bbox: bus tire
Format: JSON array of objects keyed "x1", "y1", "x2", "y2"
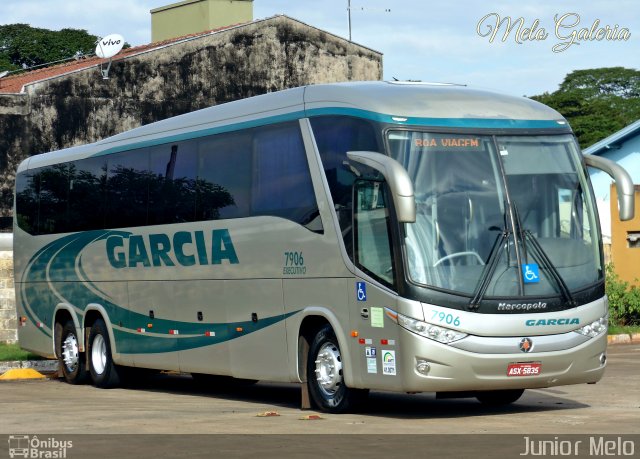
[
  {"x1": 87, "y1": 319, "x2": 120, "y2": 388},
  {"x1": 59, "y1": 320, "x2": 88, "y2": 384},
  {"x1": 307, "y1": 324, "x2": 366, "y2": 413},
  {"x1": 476, "y1": 389, "x2": 525, "y2": 406}
]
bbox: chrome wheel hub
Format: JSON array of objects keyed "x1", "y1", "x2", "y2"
[
  {"x1": 91, "y1": 334, "x2": 107, "y2": 375},
  {"x1": 315, "y1": 342, "x2": 343, "y2": 395},
  {"x1": 61, "y1": 333, "x2": 79, "y2": 372}
]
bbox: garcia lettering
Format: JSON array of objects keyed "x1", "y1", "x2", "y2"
[
  {"x1": 525, "y1": 318, "x2": 580, "y2": 326},
  {"x1": 107, "y1": 229, "x2": 238, "y2": 268}
]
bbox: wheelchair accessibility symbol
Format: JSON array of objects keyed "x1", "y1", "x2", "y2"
[
  {"x1": 522, "y1": 263, "x2": 540, "y2": 284},
  {"x1": 356, "y1": 282, "x2": 367, "y2": 301}
]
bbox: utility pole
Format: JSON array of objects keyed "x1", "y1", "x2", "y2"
[{"x1": 348, "y1": 0, "x2": 352, "y2": 41}]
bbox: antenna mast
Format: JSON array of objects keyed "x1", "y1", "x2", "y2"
[{"x1": 347, "y1": 1, "x2": 390, "y2": 42}]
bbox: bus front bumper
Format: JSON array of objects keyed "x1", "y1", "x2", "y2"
[{"x1": 394, "y1": 329, "x2": 607, "y2": 393}]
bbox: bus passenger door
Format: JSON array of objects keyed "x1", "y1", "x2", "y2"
[{"x1": 349, "y1": 180, "x2": 401, "y2": 388}]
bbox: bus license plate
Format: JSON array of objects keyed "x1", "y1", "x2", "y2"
[{"x1": 507, "y1": 362, "x2": 541, "y2": 377}]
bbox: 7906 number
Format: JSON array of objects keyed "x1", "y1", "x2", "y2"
[
  {"x1": 284, "y1": 251, "x2": 304, "y2": 266},
  {"x1": 431, "y1": 310, "x2": 461, "y2": 327}
]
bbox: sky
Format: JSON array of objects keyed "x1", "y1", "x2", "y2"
[{"x1": 2, "y1": 0, "x2": 638, "y2": 96}]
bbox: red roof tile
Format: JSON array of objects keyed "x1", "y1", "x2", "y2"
[{"x1": 0, "y1": 22, "x2": 245, "y2": 94}]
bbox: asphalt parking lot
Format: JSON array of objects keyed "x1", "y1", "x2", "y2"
[{"x1": 1, "y1": 345, "x2": 638, "y2": 457}]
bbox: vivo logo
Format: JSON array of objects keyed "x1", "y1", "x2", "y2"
[
  {"x1": 526, "y1": 318, "x2": 580, "y2": 326},
  {"x1": 95, "y1": 33, "x2": 125, "y2": 59},
  {"x1": 101, "y1": 38, "x2": 122, "y2": 47}
]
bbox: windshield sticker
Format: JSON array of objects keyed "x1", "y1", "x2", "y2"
[
  {"x1": 371, "y1": 307, "x2": 384, "y2": 328},
  {"x1": 522, "y1": 263, "x2": 541, "y2": 283}
]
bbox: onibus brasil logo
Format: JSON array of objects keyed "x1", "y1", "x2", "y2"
[{"x1": 8, "y1": 435, "x2": 72, "y2": 458}]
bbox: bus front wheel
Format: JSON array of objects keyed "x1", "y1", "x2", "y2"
[
  {"x1": 87, "y1": 319, "x2": 120, "y2": 388},
  {"x1": 307, "y1": 325, "x2": 366, "y2": 413},
  {"x1": 59, "y1": 320, "x2": 88, "y2": 384}
]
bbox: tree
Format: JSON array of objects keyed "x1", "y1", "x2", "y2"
[
  {"x1": 531, "y1": 67, "x2": 640, "y2": 148},
  {"x1": 0, "y1": 24, "x2": 98, "y2": 72}
]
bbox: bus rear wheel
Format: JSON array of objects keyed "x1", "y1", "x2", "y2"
[
  {"x1": 87, "y1": 319, "x2": 120, "y2": 388},
  {"x1": 307, "y1": 325, "x2": 366, "y2": 413},
  {"x1": 59, "y1": 320, "x2": 88, "y2": 384},
  {"x1": 476, "y1": 389, "x2": 525, "y2": 406}
]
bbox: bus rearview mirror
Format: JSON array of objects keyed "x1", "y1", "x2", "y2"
[
  {"x1": 584, "y1": 154, "x2": 635, "y2": 221},
  {"x1": 347, "y1": 151, "x2": 416, "y2": 223}
]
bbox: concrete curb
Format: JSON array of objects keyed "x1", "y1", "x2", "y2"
[
  {"x1": 0, "y1": 359, "x2": 58, "y2": 376},
  {"x1": 608, "y1": 333, "x2": 640, "y2": 344}
]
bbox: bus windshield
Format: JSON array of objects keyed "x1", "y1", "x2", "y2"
[{"x1": 388, "y1": 132, "x2": 601, "y2": 299}]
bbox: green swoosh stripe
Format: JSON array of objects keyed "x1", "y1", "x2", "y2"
[{"x1": 22, "y1": 231, "x2": 299, "y2": 353}]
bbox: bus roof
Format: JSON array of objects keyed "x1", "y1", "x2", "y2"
[{"x1": 20, "y1": 81, "x2": 568, "y2": 172}]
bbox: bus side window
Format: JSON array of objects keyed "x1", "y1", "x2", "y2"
[
  {"x1": 149, "y1": 141, "x2": 198, "y2": 225},
  {"x1": 106, "y1": 149, "x2": 150, "y2": 229},
  {"x1": 39, "y1": 164, "x2": 70, "y2": 234},
  {"x1": 310, "y1": 116, "x2": 383, "y2": 255},
  {"x1": 252, "y1": 123, "x2": 320, "y2": 230},
  {"x1": 15, "y1": 169, "x2": 40, "y2": 235},
  {"x1": 68, "y1": 157, "x2": 107, "y2": 231}
]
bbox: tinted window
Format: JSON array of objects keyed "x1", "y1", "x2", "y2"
[
  {"x1": 16, "y1": 121, "x2": 319, "y2": 235},
  {"x1": 15, "y1": 170, "x2": 40, "y2": 234},
  {"x1": 107, "y1": 149, "x2": 149, "y2": 228},
  {"x1": 310, "y1": 116, "x2": 383, "y2": 253},
  {"x1": 149, "y1": 141, "x2": 198, "y2": 225},
  {"x1": 198, "y1": 130, "x2": 251, "y2": 220},
  {"x1": 252, "y1": 123, "x2": 318, "y2": 226},
  {"x1": 39, "y1": 164, "x2": 70, "y2": 234},
  {"x1": 69, "y1": 157, "x2": 107, "y2": 231}
]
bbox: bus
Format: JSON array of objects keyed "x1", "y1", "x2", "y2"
[{"x1": 13, "y1": 81, "x2": 634, "y2": 413}]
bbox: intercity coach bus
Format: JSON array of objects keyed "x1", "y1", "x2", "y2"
[{"x1": 13, "y1": 81, "x2": 634, "y2": 413}]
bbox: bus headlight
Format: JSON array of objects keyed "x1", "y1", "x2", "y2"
[
  {"x1": 575, "y1": 315, "x2": 608, "y2": 338},
  {"x1": 397, "y1": 313, "x2": 467, "y2": 344}
]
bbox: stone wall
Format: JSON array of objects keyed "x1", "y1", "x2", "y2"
[
  {"x1": 0, "y1": 15, "x2": 383, "y2": 217},
  {"x1": 0, "y1": 251, "x2": 16, "y2": 343}
]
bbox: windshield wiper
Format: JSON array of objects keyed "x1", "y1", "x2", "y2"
[
  {"x1": 511, "y1": 202, "x2": 577, "y2": 308},
  {"x1": 522, "y1": 230, "x2": 577, "y2": 308},
  {"x1": 468, "y1": 229, "x2": 508, "y2": 310},
  {"x1": 469, "y1": 201, "x2": 512, "y2": 310}
]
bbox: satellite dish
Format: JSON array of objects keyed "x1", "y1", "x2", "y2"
[
  {"x1": 95, "y1": 34, "x2": 125, "y2": 80},
  {"x1": 95, "y1": 34, "x2": 125, "y2": 59}
]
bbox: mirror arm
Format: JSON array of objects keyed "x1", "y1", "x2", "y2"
[
  {"x1": 347, "y1": 151, "x2": 416, "y2": 223},
  {"x1": 584, "y1": 154, "x2": 635, "y2": 221}
]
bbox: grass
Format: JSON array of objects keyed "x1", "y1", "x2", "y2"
[
  {"x1": 608, "y1": 324, "x2": 640, "y2": 336},
  {"x1": 0, "y1": 342, "x2": 45, "y2": 361}
]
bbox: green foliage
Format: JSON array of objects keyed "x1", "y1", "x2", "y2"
[
  {"x1": 0, "y1": 342, "x2": 43, "y2": 361},
  {"x1": 605, "y1": 263, "x2": 640, "y2": 326},
  {"x1": 0, "y1": 23, "x2": 98, "y2": 72},
  {"x1": 531, "y1": 67, "x2": 640, "y2": 149}
]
